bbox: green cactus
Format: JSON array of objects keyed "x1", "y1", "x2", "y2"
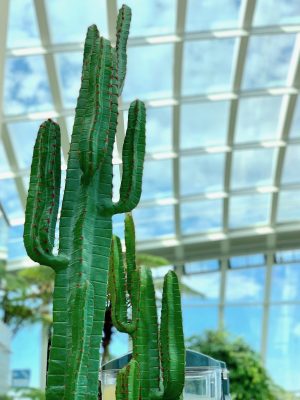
[
  {"x1": 23, "y1": 5, "x2": 146, "y2": 400},
  {"x1": 109, "y1": 214, "x2": 185, "y2": 400}
]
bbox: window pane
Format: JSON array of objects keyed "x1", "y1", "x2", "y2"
[
  {"x1": 271, "y1": 263, "x2": 300, "y2": 302},
  {"x1": 185, "y1": 259, "x2": 220, "y2": 274},
  {"x1": 186, "y1": 0, "x2": 242, "y2": 32},
  {"x1": 281, "y1": 145, "x2": 300, "y2": 185},
  {"x1": 181, "y1": 272, "x2": 220, "y2": 305},
  {"x1": 183, "y1": 306, "x2": 219, "y2": 338},
  {"x1": 181, "y1": 199, "x2": 222, "y2": 234},
  {"x1": 289, "y1": 96, "x2": 300, "y2": 138},
  {"x1": 0, "y1": 142, "x2": 11, "y2": 173},
  {"x1": 229, "y1": 193, "x2": 271, "y2": 229},
  {"x1": 266, "y1": 305, "x2": 300, "y2": 392},
  {"x1": 8, "y1": 225, "x2": 27, "y2": 260},
  {"x1": 182, "y1": 39, "x2": 236, "y2": 96},
  {"x1": 277, "y1": 190, "x2": 300, "y2": 222},
  {"x1": 276, "y1": 249, "x2": 300, "y2": 263},
  {"x1": 146, "y1": 107, "x2": 172, "y2": 153},
  {"x1": 55, "y1": 52, "x2": 82, "y2": 110},
  {"x1": 46, "y1": 0, "x2": 108, "y2": 44},
  {"x1": 0, "y1": 179, "x2": 24, "y2": 221},
  {"x1": 226, "y1": 267, "x2": 265, "y2": 303},
  {"x1": 242, "y1": 35, "x2": 295, "y2": 90},
  {"x1": 133, "y1": 205, "x2": 175, "y2": 240},
  {"x1": 123, "y1": 44, "x2": 173, "y2": 102},
  {"x1": 180, "y1": 101, "x2": 229, "y2": 149},
  {"x1": 8, "y1": 120, "x2": 43, "y2": 170},
  {"x1": 224, "y1": 306, "x2": 263, "y2": 352},
  {"x1": 180, "y1": 153, "x2": 225, "y2": 196},
  {"x1": 231, "y1": 148, "x2": 276, "y2": 189},
  {"x1": 4, "y1": 56, "x2": 53, "y2": 115},
  {"x1": 141, "y1": 159, "x2": 173, "y2": 201},
  {"x1": 254, "y1": 0, "x2": 300, "y2": 26},
  {"x1": 7, "y1": 0, "x2": 40, "y2": 48},
  {"x1": 118, "y1": 0, "x2": 176, "y2": 37},
  {"x1": 230, "y1": 254, "x2": 265, "y2": 268},
  {"x1": 235, "y1": 96, "x2": 282, "y2": 143}
]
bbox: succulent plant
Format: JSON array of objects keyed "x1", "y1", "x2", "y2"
[
  {"x1": 109, "y1": 214, "x2": 185, "y2": 400},
  {"x1": 23, "y1": 5, "x2": 146, "y2": 399}
]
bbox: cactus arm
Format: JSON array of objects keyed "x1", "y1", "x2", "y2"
[
  {"x1": 79, "y1": 35, "x2": 114, "y2": 179},
  {"x1": 109, "y1": 236, "x2": 137, "y2": 334},
  {"x1": 102, "y1": 100, "x2": 146, "y2": 215},
  {"x1": 116, "y1": 360, "x2": 140, "y2": 400},
  {"x1": 23, "y1": 119, "x2": 68, "y2": 269},
  {"x1": 159, "y1": 271, "x2": 185, "y2": 400},
  {"x1": 64, "y1": 281, "x2": 94, "y2": 399},
  {"x1": 124, "y1": 213, "x2": 136, "y2": 298},
  {"x1": 115, "y1": 4, "x2": 132, "y2": 95}
]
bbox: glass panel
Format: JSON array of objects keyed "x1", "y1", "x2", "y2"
[
  {"x1": 186, "y1": 0, "x2": 242, "y2": 32},
  {"x1": 242, "y1": 35, "x2": 295, "y2": 90},
  {"x1": 271, "y1": 263, "x2": 300, "y2": 302},
  {"x1": 185, "y1": 259, "x2": 220, "y2": 274},
  {"x1": 230, "y1": 254, "x2": 265, "y2": 268},
  {"x1": 276, "y1": 249, "x2": 300, "y2": 263},
  {"x1": 229, "y1": 193, "x2": 271, "y2": 229},
  {"x1": 113, "y1": 213, "x2": 125, "y2": 240},
  {"x1": 180, "y1": 101, "x2": 229, "y2": 149},
  {"x1": 183, "y1": 306, "x2": 219, "y2": 338},
  {"x1": 0, "y1": 179, "x2": 24, "y2": 220},
  {"x1": 235, "y1": 96, "x2": 282, "y2": 143},
  {"x1": 8, "y1": 120, "x2": 43, "y2": 170},
  {"x1": 141, "y1": 159, "x2": 173, "y2": 201},
  {"x1": 289, "y1": 96, "x2": 300, "y2": 138},
  {"x1": 266, "y1": 305, "x2": 300, "y2": 392},
  {"x1": 123, "y1": 44, "x2": 173, "y2": 102},
  {"x1": 8, "y1": 225, "x2": 27, "y2": 260},
  {"x1": 108, "y1": 330, "x2": 129, "y2": 360},
  {"x1": 226, "y1": 267, "x2": 265, "y2": 303},
  {"x1": 181, "y1": 199, "x2": 222, "y2": 234},
  {"x1": 180, "y1": 153, "x2": 225, "y2": 196},
  {"x1": 254, "y1": 0, "x2": 300, "y2": 26},
  {"x1": 181, "y1": 272, "x2": 220, "y2": 305},
  {"x1": 133, "y1": 205, "x2": 175, "y2": 240},
  {"x1": 231, "y1": 148, "x2": 276, "y2": 189},
  {"x1": 0, "y1": 141, "x2": 11, "y2": 173},
  {"x1": 182, "y1": 39, "x2": 236, "y2": 96},
  {"x1": 146, "y1": 107, "x2": 172, "y2": 153},
  {"x1": 224, "y1": 306, "x2": 263, "y2": 352},
  {"x1": 277, "y1": 190, "x2": 300, "y2": 222},
  {"x1": 4, "y1": 56, "x2": 53, "y2": 115},
  {"x1": 46, "y1": 0, "x2": 108, "y2": 44},
  {"x1": 11, "y1": 324, "x2": 41, "y2": 388},
  {"x1": 281, "y1": 145, "x2": 300, "y2": 185},
  {"x1": 7, "y1": 0, "x2": 41, "y2": 48},
  {"x1": 55, "y1": 52, "x2": 82, "y2": 109},
  {"x1": 117, "y1": 0, "x2": 176, "y2": 37}
]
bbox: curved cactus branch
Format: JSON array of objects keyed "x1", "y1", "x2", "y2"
[
  {"x1": 23, "y1": 119, "x2": 68, "y2": 270},
  {"x1": 116, "y1": 4, "x2": 132, "y2": 95}
]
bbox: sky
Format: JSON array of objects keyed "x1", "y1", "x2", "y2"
[{"x1": 2, "y1": 0, "x2": 300, "y2": 394}]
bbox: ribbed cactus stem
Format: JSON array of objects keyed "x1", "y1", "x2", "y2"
[
  {"x1": 109, "y1": 214, "x2": 185, "y2": 400},
  {"x1": 24, "y1": 5, "x2": 146, "y2": 400}
]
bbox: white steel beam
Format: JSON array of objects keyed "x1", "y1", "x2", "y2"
[
  {"x1": 270, "y1": 33, "x2": 300, "y2": 227},
  {"x1": 33, "y1": 0, "x2": 70, "y2": 162},
  {"x1": 223, "y1": 0, "x2": 256, "y2": 233},
  {"x1": 261, "y1": 252, "x2": 273, "y2": 363}
]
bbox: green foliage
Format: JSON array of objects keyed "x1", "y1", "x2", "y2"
[
  {"x1": 0, "y1": 261, "x2": 53, "y2": 334},
  {"x1": 23, "y1": 5, "x2": 146, "y2": 400},
  {"x1": 187, "y1": 330, "x2": 284, "y2": 400},
  {"x1": 109, "y1": 214, "x2": 185, "y2": 400}
]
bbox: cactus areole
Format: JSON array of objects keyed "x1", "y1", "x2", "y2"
[
  {"x1": 109, "y1": 215, "x2": 186, "y2": 400},
  {"x1": 23, "y1": 5, "x2": 146, "y2": 400}
]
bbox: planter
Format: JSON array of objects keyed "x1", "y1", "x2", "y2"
[{"x1": 100, "y1": 349, "x2": 231, "y2": 400}]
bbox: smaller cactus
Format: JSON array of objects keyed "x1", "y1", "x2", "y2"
[{"x1": 109, "y1": 214, "x2": 185, "y2": 400}]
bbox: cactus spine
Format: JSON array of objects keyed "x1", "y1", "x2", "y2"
[
  {"x1": 23, "y1": 5, "x2": 146, "y2": 400},
  {"x1": 109, "y1": 214, "x2": 185, "y2": 400}
]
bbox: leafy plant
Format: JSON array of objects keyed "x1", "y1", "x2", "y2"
[{"x1": 187, "y1": 330, "x2": 287, "y2": 400}]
